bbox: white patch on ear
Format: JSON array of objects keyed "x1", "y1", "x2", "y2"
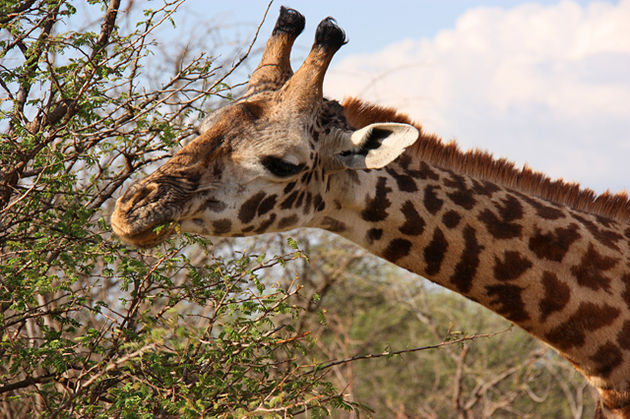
[{"x1": 334, "y1": 123, "x2": 419, "y2": 170}]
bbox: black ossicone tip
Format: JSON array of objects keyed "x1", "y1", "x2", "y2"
[
  {"x1": 273, "y1": 6, "x2": 306, "y2": 36},
  {"x1": 314, "y1": 17, "x2": 348, "y2": 51}
]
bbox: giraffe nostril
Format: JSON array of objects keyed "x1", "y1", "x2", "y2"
[
  {"x1": 120, "y1": 183, "x2": 156, "y2": 209},
  {"x1": 132, "y1": 186, "x2": 152, "y2": 206}
]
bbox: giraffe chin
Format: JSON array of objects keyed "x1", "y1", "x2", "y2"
[{"x1": 112, "y1": 220, "x2": 177, "y2": 248}]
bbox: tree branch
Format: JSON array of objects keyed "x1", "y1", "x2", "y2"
[
  {"x1": 310, "y1": 328, "x2": 512, "y2": 374},
  {"x1": 0, "y1": 0, "x2": 38, "y2": 25},
  {"x1": 0, "y1": 373, "x2": 56, "y2": 395}
]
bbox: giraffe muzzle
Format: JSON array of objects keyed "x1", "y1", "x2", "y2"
[{"x1": 111, "y1": 179, "x2": 187, "y2": 247}]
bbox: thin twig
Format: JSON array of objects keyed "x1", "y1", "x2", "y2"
[{"x1": 310, "y1": 327, "x2": 513, "y2": 374}]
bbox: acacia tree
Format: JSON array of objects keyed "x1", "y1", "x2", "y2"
[{"x1": 0, "y1": 1, "x2": 352, "y2": 416}]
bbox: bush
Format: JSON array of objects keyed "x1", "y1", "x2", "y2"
[{"x1": 0, "y1": 1, "x2": 347, "y2": 416}]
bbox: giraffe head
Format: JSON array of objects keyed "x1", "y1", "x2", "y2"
[{"x1": 111, "y1": 7, "x2": 418, "y2": 247}]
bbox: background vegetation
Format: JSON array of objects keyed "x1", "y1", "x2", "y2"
[{"x1": 0, "y1": 1, "x2": 596, "y2": 417}]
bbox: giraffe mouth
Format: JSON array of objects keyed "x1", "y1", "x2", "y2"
[
  {"x1": 112, "y1": 221, "x2": 178, "y2": 248},
  {"x1": 111, "y1": 209, "x2": 178, "y2": 248},
  {"x1": 110, "y1": 171, "x2": 202, "y2": 248},
  {"x1": 110, "y1": 184, "x2": 185, "y2": 248}
]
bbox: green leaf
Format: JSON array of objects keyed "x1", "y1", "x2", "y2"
[{"x1": 287, "y1": 237, "x2": 299, "y2": 250}]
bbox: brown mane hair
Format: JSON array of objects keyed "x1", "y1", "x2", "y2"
[{"x1": 342, "y1": 97, "x2": 630, "y2": 224}]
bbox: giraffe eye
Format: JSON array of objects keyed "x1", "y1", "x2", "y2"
[{"x1": 261, "y1": 156, "x2": 305, "y2": 177}]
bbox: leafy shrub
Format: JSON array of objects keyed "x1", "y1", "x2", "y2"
[{"x1": 0, "y1": 2, "x2": 347, "y2": 416}]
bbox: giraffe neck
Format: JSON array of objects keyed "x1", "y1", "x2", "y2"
[{"x1": 316, "y1": 156, "x2": 630, "y2": 400}]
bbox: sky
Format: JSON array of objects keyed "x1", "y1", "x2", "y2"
[{"x1": 178, "y1": 0, "x2": 630, "y2": 195}]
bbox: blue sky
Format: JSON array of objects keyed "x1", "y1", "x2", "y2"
[
  {"x1": 174, "y1": 1, "x2": 629, "y2": 195},
  {"x1": 187, "y1": 1, "x2": 610, "y2": 58}
]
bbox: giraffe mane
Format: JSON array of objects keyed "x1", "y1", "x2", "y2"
[{"x1": 342, "y1": 97, "x2": 630, "y2": 224}]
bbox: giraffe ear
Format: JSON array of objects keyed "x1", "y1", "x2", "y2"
[{"x1": 327, "y1": 123, "x2": 419, "y2": 170}]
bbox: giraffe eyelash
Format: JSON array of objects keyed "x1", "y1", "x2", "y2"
[{"x1": 260, "y1": 156, "x2": 305, "y2": 177}]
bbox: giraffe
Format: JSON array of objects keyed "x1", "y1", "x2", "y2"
[{"x1": 110, "y1": 7, "x2": 630, "y2": 418}]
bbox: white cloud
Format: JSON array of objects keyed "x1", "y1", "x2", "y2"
[{"x1": 325, "y1": 0, "x2": 630, "y2": 193}]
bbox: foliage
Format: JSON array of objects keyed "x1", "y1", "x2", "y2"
[{"x1": 0, "y1": 1, "x2": 346, "y2": 417}]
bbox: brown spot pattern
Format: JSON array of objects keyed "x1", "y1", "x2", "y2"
[
  {"x1": 590, "y1": 342, "x2": 623, "y2": 378},
  {"x1": 239, "y1": 192, "x2": 266, "y2": 223},
  {"x1": 570, "y1": 244, "x2": 619, "y2": 292},
  {"x1": 442, "y1": 210, "x2": 461, "y2": 229},
  {"x1": 321, "y1": 217, "x2": 347, "y2": 233},
  {"x1": 280, "y1": 191, "x2": 298, "y2": 209},
  {"x1": 623, "y1": 275, "x2": 630, "y2": 310},
  {"x1": 408, "y1": 161, "x2": 439, "y2": 180},
  {"x1": 313, "y1": 194, "x2": 325, "y2": 212},
  {"x1": 278, "y1": 215, "x2": 298, "y2": 229},
  {"x1": 448, "y1": 189, "x2": 477, "y2": 210},
  {"x1": 399, "y1": 201, "x2": 425, "y2": 236},
  {"x1": 528, "y1": 223, "x2": 580, "y2": 262},
  {"x1": 423, "y1": 185, "x2": 443, "y2": 215},
  {"x1": 386, "y1": 167, "x2": 418, "y2": 192},
  {"x1": 302, "y1": 192, "x2": 312, "y2": 214},
  {"x1": 257, "y1": 194, "x2": 277, "y2": 216},
  {"x1": 493, "y1": 251, "x2": 532, "y2": 281},
  {"x1": 573, "y1": 213, "x2": 623, "y2": 251},
  {"x1": 539, "y1": 271, "x2": 570, "y2": 322},
  {"x1": 444, "y1": 173, "x2": 477, "y2": 210},
  {"x1": 479, "y1": 195, "x2": 523, "y2": 239},
  {"x1": 596, "y1": 215, "x2": 615, "y2": 228},
  {"x1": 450, "y1": 226, "x2": 483, "y2": 294},
  {"x1": 472, "y1": 179, "x2": 500, "y2": 197},
  {"x1": 255, "y1": 214, "x2": 276, "y2": 233},
  {"x1": 283, "y1": 181, "x2": 296, "y2": 194},
  {"x1": 212, "y1": 219, "x2": 232, "y2": 234},
  {"x1": 398, "y1": 154, "x2": 412, "y2": 169},
  {"x1": 384, "y1": 238, "x2": 412, "y2": 262},
  {"x1": 424, "y1": 228, "x2": 448, "y2": 276},
  {"x1": 516, "y1": 192, "x2": 565, "y2": 220},
  {"x1": 617, "y1": 320, "x2": 630, "y2": 350},
  {"x1": 486, "y1": 284, "x2": 530, "y2": 322},
  {"x1": 545, "y1": 302, "x2": 620, "y2": 351},
  {"x1": 295, "y1": 191, "x2": 305, "y2": 208},
  {"x1": 625, "y1": 228, "x2": 630, "y2": 240},
  {"x1": 367, "y1": 228, "x2": 383, "y2": 244},
  {"x1": 361, "y1": 177, "x2": 392, "y2": 221},
  {"x1": 204, "y1": 199, "x2": 227, "y2": 213}
]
